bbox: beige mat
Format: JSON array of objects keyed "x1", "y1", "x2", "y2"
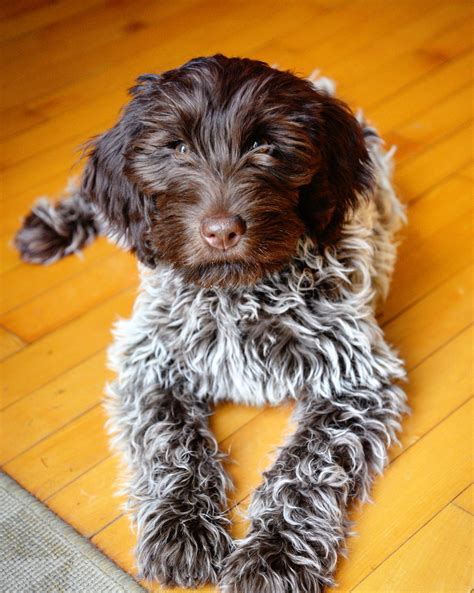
[{"x1": 0, "y1": 472, "x2": 145, "y2": 592}]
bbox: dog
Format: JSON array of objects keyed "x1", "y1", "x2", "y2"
[{"x1": 15, "y1": 55, "x2": 407, "y2": 593}]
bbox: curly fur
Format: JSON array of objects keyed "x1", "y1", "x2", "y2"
[
  {"x1": 122, "y1": 386, "x2": 234, "y2": 586},
  {"x1": 15, "y1": 57, "x2": 407, "y2": 592},
  {"x1": 105, "y1": 127, "x2": 406, "y2": 591},
  {"x1": 14, "y1": 186, "x2": 99, "y2": 264}
]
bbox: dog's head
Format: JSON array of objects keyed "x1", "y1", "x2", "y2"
[{"x1": 82, "y1": 55, "x2": 373, "y2": 287}]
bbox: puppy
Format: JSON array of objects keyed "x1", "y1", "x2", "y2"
[{"x1": 15, "y1": 55, "x2": 407, "y2": 593}]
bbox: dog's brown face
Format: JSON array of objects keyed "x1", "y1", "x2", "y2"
[{"x1": 82, "y1": 55, "x2": 373, "y2": 287}]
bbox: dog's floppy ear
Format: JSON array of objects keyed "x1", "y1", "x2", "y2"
[
  {"x1": 81, "y1": 74, "x2": 161, "y2": 267},
  {"x1": 299, "y1": 90, "x2": 374, "y2": 243}
]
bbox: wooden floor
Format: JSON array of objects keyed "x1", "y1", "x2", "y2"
[{"x1": 1, "y1": 1, "x2": 473, "y2": 591}]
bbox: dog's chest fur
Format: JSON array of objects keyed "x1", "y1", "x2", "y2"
[{"x1": 109, "y1": 176, "x2": 403, "y2": 408}]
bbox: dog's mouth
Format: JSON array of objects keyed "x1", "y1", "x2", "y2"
[{"x1": 178, "y1": 258, "x2": 288, "y2": 288}]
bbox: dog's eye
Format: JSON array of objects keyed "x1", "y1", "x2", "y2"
[
  {"x1": 175, "y1": 142, "x2": 188, "y2": 154},
  {"x1": 251, "y1": 140, "x2": 260, "y2": 150}
]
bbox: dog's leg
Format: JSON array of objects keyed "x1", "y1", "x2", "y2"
[
  {"x1": 120, "y1": 385, "x2": 233, "y2": 588},
  {"x1": 220, "y1": 381, "x2": 406, "y2": 593}
]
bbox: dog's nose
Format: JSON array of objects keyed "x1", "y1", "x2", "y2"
[{"x1": 200, "y1": 215, "x2": 246, "y2": 251}]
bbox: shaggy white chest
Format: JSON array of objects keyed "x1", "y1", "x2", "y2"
[{"x1": 108, "y1": 235, "x2": 388, "y2": 407}]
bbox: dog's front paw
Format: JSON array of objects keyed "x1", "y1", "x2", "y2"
[
  {"x1": 137, "y1": 508, "x2": 233, "y2": 588},
  {"x1": 220, "y1": 528, "x2": 332, "y2": 593}
]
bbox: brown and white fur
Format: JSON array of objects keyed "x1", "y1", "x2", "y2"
[{"x1": 15, "y1": 55, "x2": 406, "y2": 593}]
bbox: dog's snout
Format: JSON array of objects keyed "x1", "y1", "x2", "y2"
[{"x1": 200, "y1": 215, "x2": 246, "y2": 251}]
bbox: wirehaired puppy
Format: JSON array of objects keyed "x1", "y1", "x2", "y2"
[{"x1": 15, "y1": 55, "x2": 407, "y2": 593}]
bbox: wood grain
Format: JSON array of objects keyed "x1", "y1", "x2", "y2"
[
  {"x1": 454, "y1": 484, "x2": 474, "y2": 516},
  {"x1": 353, "y1": 504, "x2": 473, "y2": 593},
  {"x1": 0, "y1": 326, "x2": 25, "y2": 360}
]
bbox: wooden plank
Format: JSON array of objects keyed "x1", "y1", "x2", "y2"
[
  {"x1": 333, "y1": 399, "x2": 473, "y2": 590},
  {"x1": 1, "y1": 141, "x2": 87, "y2": 201},
  {"x1": 0, "y1": 175, "x2": 79, "y2": 237},
  {"x1": 380, "y1": 175, "x2": 472, "y2": 324},
  {"x1": 393, "y1": 325, "x2": 473, "y2": 453},
  {"x1": 253, "y1": 0, "x2": 444, "y2": 78},
  {"x1": 381, "y1": 210, "x2": 472, "y2": 323},
  {"x1": 0, "y1": 0, "x2": 104, "y2": 43},
  {"x1": 0, "y1": 91, "x2": 126, "y2": 170},
  {"x1": 91, "y1": 515, "x2": 137, "y2": 580},
  {"x1": 0, "y1": 350, "x2": 107, "y2": 463},
  {"x1": 0, "y1": 288, "x2": 135, "y2": 409},
  {"x1": 1, "y1": 0, "x2": 158, "y2": 71},
  {"x1": 0, "y1": 0, "x2": 206, "y2": 111},
  {"x1": 459, "y1": 162, "x2": 474, "y2": 180},
  {"x1": 0, "y1": 0, "x2": 48, "y2": 20},
  {"x1": 0, "y1": 0, "x2": 321, "y2": 114},
  {"x1": 385, "y1": 264, "x2": 472, "y2": 368},
  {"x1": 395, "y1": 177, "x2": 473, "y2": 257},
  {"x1": 0, "y1": 326, "x2": 25, "y2": 360},
  {"x1": 333, "y1": 3, "x2": 472, "y2": 88},
  {"x1": 454, "y1": 484, "x2": 474, "y2": 515},
  {"x1": 368, "y1": 52, "x2": 474, "y2": 133},
  {"x1": 277, "y1": 0, "x2": 432, "y2": 57},
  {"x1": 0, "y1": 237, "x2": 118, "y2": 313},
  {"x1": 210, "y1": 401, "x2": 265, "y2": 443},
  {"x1": 395, "y1": 123, "x2": 473, "y2": 200},
  {"x1": 0, "y1": 234, "x2": 21, "y2": 275},
  {"x1": 352, "y1": 504, "x2": 473, "y2": 593},
  {"x1": 46, "y1": 455, "x2": 124, "y2": 538},
  {"x1": 342, "y1": 18, "x2": 473, "y2": 109},
  {"x1": 3, "y1": 405, "x2": 110, "y2": 500},
  {"x1": 384, "y1": 85, "x2": 473, "y2": 164},
  {"x1": 1, "y1": 251, "x2": 138, "y2": 342},
  {"x1": 222, "y1": 404, "x2": 295, "y2": 508}
]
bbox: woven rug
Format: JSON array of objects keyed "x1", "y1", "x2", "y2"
[{"x1": 0, "y1": 472, "x2": 145, "y2": 592}]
